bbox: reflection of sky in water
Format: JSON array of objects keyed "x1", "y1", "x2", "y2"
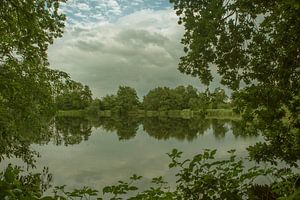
[{"x1": 8, "y1": 124, "x2": 259, "y2": 192}]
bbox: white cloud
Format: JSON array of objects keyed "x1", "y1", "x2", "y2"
[
  {"x1": 76, "y1": 3, "x2": 90, "y2": 11},
  {"x1": 48, "y1": 9, "x2": 218, "y2": 98},
  {"x1": 106, "y1": 0, "x2": 121, "y2": 14},
  {"x1": 73, "y1": 12, "x2": 86, "y2": 18}
]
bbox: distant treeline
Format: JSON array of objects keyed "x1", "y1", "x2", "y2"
[
  {"x1": 55, "y1": 81, "x2": 93, "y2": 110},
  {"x1": 56, "y1": 85, "x2": 231, "y2": 114}
]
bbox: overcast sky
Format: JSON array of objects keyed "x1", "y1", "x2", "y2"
[{"x1": 48, "y1": 0, "x2": 222, "y2": 98}]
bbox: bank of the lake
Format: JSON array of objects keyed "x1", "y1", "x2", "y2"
[{"x1": 57, "y1": 108, "x2": 241, "y2": 120}]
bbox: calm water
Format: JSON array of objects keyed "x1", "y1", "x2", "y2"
[{"x1": 1, "y1": 116, "x2": 260, "y2": 191}]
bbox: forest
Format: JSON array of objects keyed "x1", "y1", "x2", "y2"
[
  {"x1": 0, "y1": 0, "x2": 299, "y2": 199},
  {"x1": 56, "y1": 84, "x2": 231, "y2": 115}
]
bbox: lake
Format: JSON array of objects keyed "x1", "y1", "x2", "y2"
[{"x1": 1, "y1": 116, "x2": 260, "y2": 193}]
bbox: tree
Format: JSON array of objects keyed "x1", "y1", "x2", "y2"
[
  {"x1": 174, "y1": 85, "x2": 199, "y2": 109},
  {"x1": 101, "y1": 95, "x2": 117, "y2": 111},
  {"x1": 143, "y1": 86, "x2": 204, "y2": 111},
  {"x1": 210, "y1": 87, "x2": 228, "y2": 109},
  {"x1": 85, "y1": 98, "x2": 103, "y2": 115},
  {"x1": 174, "y1": 86, "x2": 186, "y2": 109},
  {"x1": 0, "y1": 0, "x2": 68, "y2": 162},
  {"x1": 170, "y1": 0, "x2": 300, "y2": 88},
  {"x1": 0, "y1": 0, "x2": 66, "y2": 62},
  {"x1": 115, "y1": 86, "x2": 140, "y2": 114},
  {"x1": 56, "y1": 81, "x2": 93, "y2": 110},
  {"x1": 185, "y1": 85, "x2": 199, "y2": 101},
  {"x1": 171, "y1": 0, "x2": 300, "y2": 164},
  {"x1": 0, "y1": 0, "x2": 68, "y2": 123},
  {"x1": 143, "y1": 87, "x2": 179, "y2": 111}
]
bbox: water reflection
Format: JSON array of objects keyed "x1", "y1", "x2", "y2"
[
  {"x1": 0, "y1": 115, "x2": 258, "y2": 168},
  {"x1": 99, "y1": 116, "x2": 141, "y2": 140},
  {"x1": 51, "y1": 115, "x2": 254, "y2": 145},
  {"x1": 211, "y1": 119, "x2": 231, "y2": 139},
  {"x1": 0, "y1": 117, "x2": 53, "y2": 166},
  {"x1": 32, "y1": 116, "x2": 261, "y2": 190},
  {"x1": 52, "y1": 116, "x2": 92, "y2": 146},
  {"x1": 0, "y1": 115, "x2": 266, "y2": 193},
  {"x1": 1, "y1": 114, "x2": 298, "y2": 196},
  {"x1": 143, "y1": 117, "x2": 207, "y2": 141}
]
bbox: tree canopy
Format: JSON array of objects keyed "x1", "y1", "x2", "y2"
[
  {"x1": 0, "y1": 0, "x2": 66, "y2": 63},
  {"x1": 115, "y1": 86, "x2": 140, "y2": 114},
  {"x1": 143, "y1": 85, "x2": 211, "y2": 111},
  {"x1": 0, "y1": 0, "x2": 69, "y2": 164},
  {"x1": 171, "y1": 0, "x2": 300, "y2": 89},
  {"x1": 99, "y1": 86, "x2": 140, "y2": 114},
  {"x1": 0, "y1": 0, "x2": 68, "y2": 123},
  {"x1": 56, "y1": 81, "x2": 92, "y2": 110},
  {"x1": 171, "y1": 0, "x2": 300, "y2": 164}
]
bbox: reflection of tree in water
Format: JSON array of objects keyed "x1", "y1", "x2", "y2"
[
  {"x1": 53, "y1": 116, "x2": 93, "y2": 146},
  {"x1": 142, "y1": 117, "x2": 211, "y2": 141},
  {"x1": 0, "y1": 116, "x2": 53, "y2": 166},
  {"x1": 96, "y1": 117, "x2": 248, "y2": 142},
  {"x1": 230, "y1": 120, "x2": 259, "y2": 139},
  {"x1": 115, "y1": 117, "x2": 141, "y2": 140},
  {"x1": 98, "y1": 116, "x2": 141, "y2": 140},
  {"x1": 52, "y1": 117, "x2": 264, "y2": 144},
  {"x1": 211, "y1": 119, "x2": 229, "y2": 139}
]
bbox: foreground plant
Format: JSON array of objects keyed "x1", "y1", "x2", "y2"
[{"x1": 1, "y1": 149, "x2": 298, "y2": 200}]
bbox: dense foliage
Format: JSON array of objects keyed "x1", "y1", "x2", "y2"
[
  {"x1": 143, "y1": 86, "x2": 196, "y2": 111},
  {"x1": 93, "y1": 85, "x2": 229, "y2": 114},
  {"x1": 142, "y1": 85, "x2": 228, "y2": 111},
  {"x1": 0, "y1": 164, "x2": 52, "y2": 200},
  {"x1": 56, "y1": 81, "x2": 92, "y2": 110},
  {"x1": 99, "y1": 86, "x2": 140, "y2": 114},
  {"x1": 0, "y1": 0, "x2": 71, "y2": 164},
  {"x1": 170, "y1": 0, "x2": 300, "y2": 165},
  {"x1": 115, "y1": 86, "x2": 140, "y2": 114},
  {"x1": 0, "y1": 0, "x2": 68, "y2": 122}
]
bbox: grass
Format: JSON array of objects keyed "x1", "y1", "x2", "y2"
[
  {"x1": 57, "y1": 109, "x2": 241, "y2": 120},
  {"x1": 205, "y1": 109, "x2": 241, "y2": 120},
  {"x1": 57, "y1": 110, "x2": 86, "y2": 117}
]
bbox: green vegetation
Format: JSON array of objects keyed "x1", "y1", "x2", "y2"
[
  {"x1": 52, "y1": 115, "x2": 247, "y2": 142},
  {"x1": 143, "y1": 85, "x2": 202, "y2": 111},
  {"x1": 64, "y1": 85, "x2": 233, "y2": 118},
  {"x1": 57, "y1": 110, "x2": 86, "y2": 117},
  {"x1": 0, "y1": 0, "x2": 299, "y2": 199},
  {"x1": 58, "y1": 84, "x2": 235, "y2": 119},
  {"x1": 0, "y1": 0, "x2": 70, "y2": 166},
  {"x1": 115, "y1": 86, "x2": 140, "y2": 114},
  {"x1": 58, "y1": 108, "x2": 239, "y2": 120},
  {"x1": 0, "y1": 0, "x2": 68, "y2": 127},
  {"x1": 170, "y1": 0, "x2": 300, "y2": 165},
  {"x1": 206, "y1": 109, "x2": 240, "y2": 119},
  {"x1": 55, "y1": 81, "x2": 92, "y2": 110}
]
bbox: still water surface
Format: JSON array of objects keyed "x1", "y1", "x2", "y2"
[{"x1": 2, "y1": 116, "x2": 260, "y2": 191}]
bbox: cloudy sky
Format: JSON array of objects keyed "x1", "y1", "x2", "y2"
[{"x1": 48, "y1": 0, "x2": 221, "y2": 98}]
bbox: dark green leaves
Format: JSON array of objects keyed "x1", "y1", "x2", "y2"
[
  {"x1": 0, "y1": 0, "x2": 66, "y2": 63},
  {"x1": 0, "y1": 0, "x2": 77, "y2": 166},
  {"x1": 170, "y1": 0, "x2": 300, "y2": 166},
  {"x1": 0, "y1": 165, "x2": 52, "y2": 200}
]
